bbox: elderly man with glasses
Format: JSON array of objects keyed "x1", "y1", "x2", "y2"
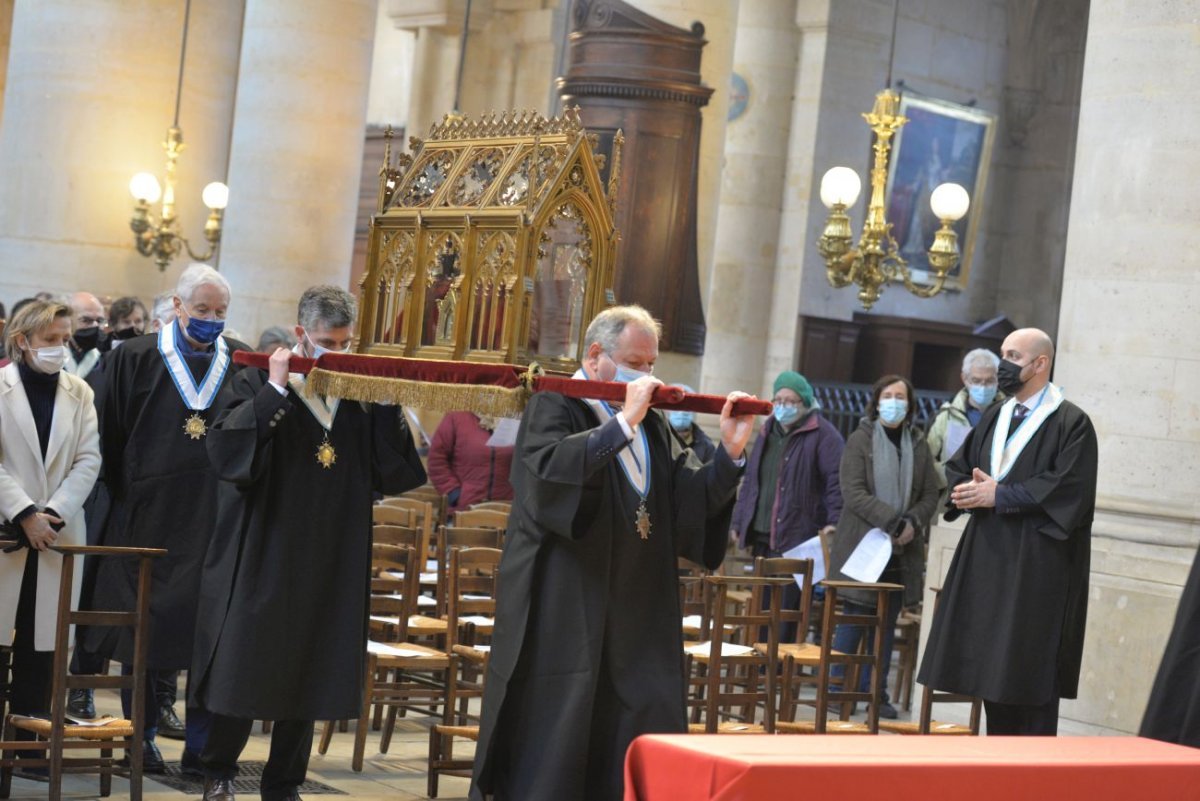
[{"x1": 925, "y1": 348, "x2": 1006, "y2": 508}]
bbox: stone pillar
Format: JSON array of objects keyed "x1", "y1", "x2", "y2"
[
  {"x1": 1050, "y1": 0, "x2": 1200, "y2": 733},
  {"x1": 700, "y1": 1, "x2": 802, "y2": 397},
  {"x1": 0, "y1": 0, "x2": 242, "y2": 305},
  {"x1": 218, "y1": 0, "x2": 377, "y2": 339}
]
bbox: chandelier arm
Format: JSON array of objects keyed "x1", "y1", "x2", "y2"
[
  {"x1": 134, "y1": 231, "x2": 160, "y2": 258},
  {"x1": 901, "y1": 269, "x2": 949, "y2": 298},
  {"x1": 181, "y1": 235, "x2": 215, "y2": 263}
]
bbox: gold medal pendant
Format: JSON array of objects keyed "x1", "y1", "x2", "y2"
[
  {"x1": 316, "y1": 434, "x2": 337, "y2": 469},
  {"x1": 636, "y1": 499, "x2": 651, "y2": 540},
  {"x1": 183, "y1": 413, "x2": 207, "y2": 440}
]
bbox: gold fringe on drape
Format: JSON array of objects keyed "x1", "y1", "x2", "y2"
[{"x1": 307, "y1": 368, "x2": 531, "y2": 417}]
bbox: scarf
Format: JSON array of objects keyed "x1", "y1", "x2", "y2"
[{"x1": 872, "y1": 419, "x2": 914, "y2": 521}]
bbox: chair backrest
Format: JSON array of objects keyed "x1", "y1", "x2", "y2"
[
  {"x1": 396, "y1": 485, "x2": 449, "y2": 528},
  {"x1": 444, "y1": 547, "x2": 502, "y2": 650},
  {"x1": 918, "y1": 587, "x2": 982, "y2": 734},
  {"x1": 690, "y1": 575, "x2": 791, "y2": 733},
  {"x1": 452, "y1": 508, "x2": 509, "y2": 530},
  {"x1": 376, "y1": 498, "x2": 435, "y2": 565},
  {"x1": 436, "y1": 527, "x2": 504, "y2": 615},
  {"x1": 373, "y1": 504, "x2": 417, "y2": 527},
  {"x1": 753, "y1": 556, "x2": 814, "y2": 645},
  {"x1": 369, "y1": 544, "x2": 417, "y2": 641},
  {"x1": 467, "y1": 501, "x2": 512, "y2": 513},
  {"x1": 813, "y1": 579, "x2": 904, "y2": 733}
]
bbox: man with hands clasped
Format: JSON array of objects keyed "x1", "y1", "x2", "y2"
[{"x1": 918, "y1": 328, "x2": 1098, "y2": 736}]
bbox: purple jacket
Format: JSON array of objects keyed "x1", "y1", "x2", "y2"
[{"x1": 730, "y1": 411, "x2": 846, "y2": 553}]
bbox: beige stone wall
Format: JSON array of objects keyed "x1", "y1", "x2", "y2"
[{"x1": 0, "y1": 0, "x2": 243, "y2": 309}]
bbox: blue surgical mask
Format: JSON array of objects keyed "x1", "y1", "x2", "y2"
[
  {"x1": 667, "y1": 411, "x2": 694, "y2": 430},
  {"x1": 185, "y1": 316, "x2": 225, "y2": 345},
  {"x1": 878, "y1": 398, "x2": 908, "y2": 426},
  {"x1": 968, "y1": 384, "x2": 997, "y2": 407},
  {"x1": 774, "y1": 404, "x2": 800, "y2": 426},
  {"x1": 305, "y1": 332, "x2": 350, "y2": 360},
  {"x1": 613, "y1": 364, "x2": 650, "y2": 383}
]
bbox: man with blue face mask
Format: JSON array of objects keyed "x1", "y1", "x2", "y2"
[
  {"x1": 84, "y1": 264, "x2": 250, "y2": 775},
  {"x1": 730, "y1": 371, "x2": 845, "y2": 639},
  {"x1": 926, "y1": 348, "x2": 1005, "y2": 508},
  {"x1": 666, "y1": 384, "x2": 716, "y2": 462}
]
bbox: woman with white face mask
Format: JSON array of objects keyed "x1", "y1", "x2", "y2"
[
  {"x1": 826, "y1": 373, "x2": 940, "y2": 720},
  {"x1": 0, "y1": 300, "x2": 102, "y2": 762}
]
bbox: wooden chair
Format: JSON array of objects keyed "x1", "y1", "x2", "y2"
[
  {"x1": 678, "y1": 558, "x2": 709, "y2": 641},
  {"x1": 0, "y1": 544, "x2": 164, "y2": 801},
  {"x1": 891, "y1": 607, "x2": 921, "y2": 711},
  {"x1": 426, "y1": 546, "x2": 502, "y2": 797},
  {"x1": 466, "y1": 501, "x2": 511, "y2": 514},
  {"x1": 684, "y1": 575, "x2": 790, "y2": 734},
  {"x1": 394, "y1": 485, "x2": 448, "y2": 528},
  {"x1": 434, "y1": 527, "x2": 503, "y2": 617},
  {"x1": 372, "y1": 504, "x2": 416, "y2": 528},
  {"x1": 376, "y1": 497, "x2": 436, "y2": 564},
  {"x1": 452, "y1": 508, "x2": 509, "y2": 530},
  {"x1": 879, "y1": 588, "x2": 981, "y2": 735},
  {"x1": 776, "y1": 579, "x2": 903, "y2": 734},
  {"x1": 318, "y1": 545, "x2": 451, "y2": 772}
]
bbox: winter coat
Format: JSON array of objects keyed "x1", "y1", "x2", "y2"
[
  {"x1": 427, "y1": 411, "x2": 514, "y2": 511},
  {"x1": 730, "y1": 411, "x2": 845, "y2": 553}
]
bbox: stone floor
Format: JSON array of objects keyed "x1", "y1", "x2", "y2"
[{"x1": 4, "y1": 689, "x2": 475, "y2": 800}]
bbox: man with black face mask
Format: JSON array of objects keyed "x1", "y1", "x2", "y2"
[
  {"x1": 918, "y1": 327, "x2": 1098, "y2": 736},
  {"x1": 64, "y1": 291, "x2": 107, "y2": 379}
]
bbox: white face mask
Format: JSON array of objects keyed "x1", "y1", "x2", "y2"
[
  {"x1": 28, "y1": 345, "x2": 67, "y2": 374},
  {"x1": 305, "y1": 332, "x2": 350, "y2": 360}
]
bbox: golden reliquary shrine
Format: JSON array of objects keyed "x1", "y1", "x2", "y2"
[{"x1": 356, "y1": 108, "x2": 622, "y2": 373}]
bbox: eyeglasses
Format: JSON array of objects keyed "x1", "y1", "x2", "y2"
[
  {"x1": 772, "y1": 398, "x2": 802, "y2": 409},
  {"x1": 77, "y1": 316, "x2": 106, "y2": 327},
  {"x1": 963, "y1": 377, "x2": 997, "y2": 388}
]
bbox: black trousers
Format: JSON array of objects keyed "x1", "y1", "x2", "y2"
[
  {"x1": 10, "y1": 550, "x2": 53, "y2": 718},
  {"x1": 201, "y1": 714, "x2": 313, "y2": 799},
  {"x1": 984, "y1": 697, "x2": 1060, "y2": 735}
]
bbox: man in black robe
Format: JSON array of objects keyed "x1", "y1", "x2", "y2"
[
  {"x1": 191, "y1": 285, "x2": 426, "y2": 801},
  {"x1": 1140, "y1": 545, "x2": 1200, "y2": 747},
  {"x1": 918, "y1": 328, "x2": 1098, "y2": 735},
  {"x1": 470, "y1": 305, "x2": 756, "y2": 801},
  {"x1": 86, "y1": 264, "x2": 249, "y2": 770}
]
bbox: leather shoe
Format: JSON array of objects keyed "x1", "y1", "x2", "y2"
[
  {"x1": 180, "y1": 747, "x2": 206, "y2": 777},
  {"x1": 878, "y1": 702, "x2": 900, "y2": 720},
  {"x1": 203, "y1": 778, "x2": 236, "y2": 801},
  {"x1": 67, "y1": 688, "x2": 96, "y2": 719},
  {"x1": 157, "y1": 703, "x2": 186, "y2": 740},
  {"x1": 121, "y1": 738, "x2": 166, "y2": 774}
]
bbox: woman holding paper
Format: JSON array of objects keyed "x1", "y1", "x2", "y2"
[{"x1": 827, "y1": 374, "x2": 939, "y2": 720}]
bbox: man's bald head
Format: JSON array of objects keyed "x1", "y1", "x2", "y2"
[
  {"x1": 68, "y1": 292, "x2": 105, "y2": 335},
  {"x1": 1000, "y1": 327, "x2": 1054, "y2": 400}
]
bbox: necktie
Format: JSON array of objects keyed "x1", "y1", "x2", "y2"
[{"x1": 1007, "y1": 404, "x2": 1029, "y2": 440}]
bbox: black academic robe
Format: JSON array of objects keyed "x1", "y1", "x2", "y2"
[
  {"x1": 470, "y1": 391, "x2": 742, "y2": 801},
  {"x1": 85, "y1": 332, "x2": 249, "y2": 670},
  {"x1": 190, "y1": 368, "x2": 426, "y2": 721},
  {"x1": 917, "y1": 399, "x2": 1097, "y2": 705},
  {"x1": 1140, "y1": 545, "x2": 1200, "y2": 747}
]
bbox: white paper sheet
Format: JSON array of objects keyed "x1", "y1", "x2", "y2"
[
  {"x1": 367, "y1": 640, "x2": 436, "y2": 658},
  {"x1": 839, "y1": 527, "x2": 893, "y2": 583},
  {"x1": 945, "y1": 420, "x2": 972, "y2": 461},
  {"x1": 782, "y1": 536, "x2": 826, "y2": 590},
  {"x1": 683, "y1": 641, "x2": 756, "y2": 657},
  {"x1": 459, "y1": 615, "x2": 494, "y2": 626},
  {"x1": 486, "y1": 418, "x2": 521, "y2": 448}
]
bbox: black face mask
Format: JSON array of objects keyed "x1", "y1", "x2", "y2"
[
  {"x1": 996, "y1": 358, "x2": 1028, "y2": 394},
  {"x1": 73, "y1": 326, "x2": 101, "y2": 353},
  {"x1": 112, "y1": 326, "x2": 141, "y2": 342}
]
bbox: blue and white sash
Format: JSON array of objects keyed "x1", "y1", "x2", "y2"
[
  {"x1": 572, "y1": 368, "x2": 649, "y2": 498},
  {"x1": 989, "y1": 383, "x2": 1064, "y2": 481},
  {"x1": 287, "y1": 345, "x2": 339, "y2": 431},
  {"x1": 157, "y1": 321, "x2": 230, "y2": 411}
]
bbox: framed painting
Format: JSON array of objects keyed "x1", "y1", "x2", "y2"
[{"x1": 885, "y1": 94, "x2": 996, "y2": 290}]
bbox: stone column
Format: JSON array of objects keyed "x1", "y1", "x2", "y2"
[
  {"x1": 1050, "y1": 0, "x2": 1200, "y2": 733},
  {"x1": 0, "y1": 0, "x2": 242, "y2": 305},
  {"x1": 700, "y1": 1, "x2": 802, "y2": 397},
  {"x1": 217, "y1": 0, "x2": 377, "y2": 339}
]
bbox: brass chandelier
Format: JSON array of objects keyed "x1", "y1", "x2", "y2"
[
  {"x1": 127, "y1": 0, "x2": 228, "y2": 271},
  {"x1": 816, "y1": 88, "x2": 969, "y2": 310}
]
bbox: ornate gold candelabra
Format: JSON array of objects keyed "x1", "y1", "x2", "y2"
[
  {"x1": 129, "y1": 127, "x2": 228, "y2": 271},
  {"x1": 817, "y1": 89, "x2": 969, "y2": 310}
]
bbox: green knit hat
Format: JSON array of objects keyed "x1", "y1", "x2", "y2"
[{"x1": 773, "y1": 370, "x2": 814, "y2": 407}]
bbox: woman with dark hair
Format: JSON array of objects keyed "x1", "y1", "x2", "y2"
[
  {"x1": 827, "y1": 373, "x2": 939, "y2": 719},
  {"x1": 108, "y1": 296, "x2": 149, "y2": 343}
]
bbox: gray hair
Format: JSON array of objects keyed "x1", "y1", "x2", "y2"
[
  {"x1": 151, "y1": 291, "x2": 176, "y2": 325},
  {"x1": 175, "y1": 263, "x2": 232, "y2": 304},
  {"x1": 257, "y1": 325, "x2": 294, "y2": 352},
  {"x1": 298, "y1": 285, "x2": 356, "y2": 330},
  {"x1": 962, "y1": 348, "x2": 1000, "y2": 374},
  {"x1": 584, "y1": 304, "x2": 660, "y2": 354}
]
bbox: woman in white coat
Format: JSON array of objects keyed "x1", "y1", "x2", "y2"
[{"x1": 0, "y1": 299, "x2": 101, "y2": 724}]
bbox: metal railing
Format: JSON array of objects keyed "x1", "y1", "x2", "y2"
[{"x1": 811, "y1": 381, "x2": 954, "y2": 441}]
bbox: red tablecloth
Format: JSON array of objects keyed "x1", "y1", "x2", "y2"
[{"x1": 623, "y1": 734, "x2": 1200, "y2": 801}]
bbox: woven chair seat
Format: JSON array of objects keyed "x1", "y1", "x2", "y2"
[
  {"x1": 687, "y1": 722, "x2": 765, "y2": 734},
  {"x1": 408, "y1": 614, "x2": 450, "y2": 634},
  {"x1": 8, "y1": 715, "x2": 134, "y2": 740},
  {"x1": 432, "y1": 724, "x2": 479, "y2": 740},
  {"x1": 776, "y1": 719, "x2": 871, "y2": 734},
  {"x1": 878, "y1": 720, "x2": 974, "y2": 735}
]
